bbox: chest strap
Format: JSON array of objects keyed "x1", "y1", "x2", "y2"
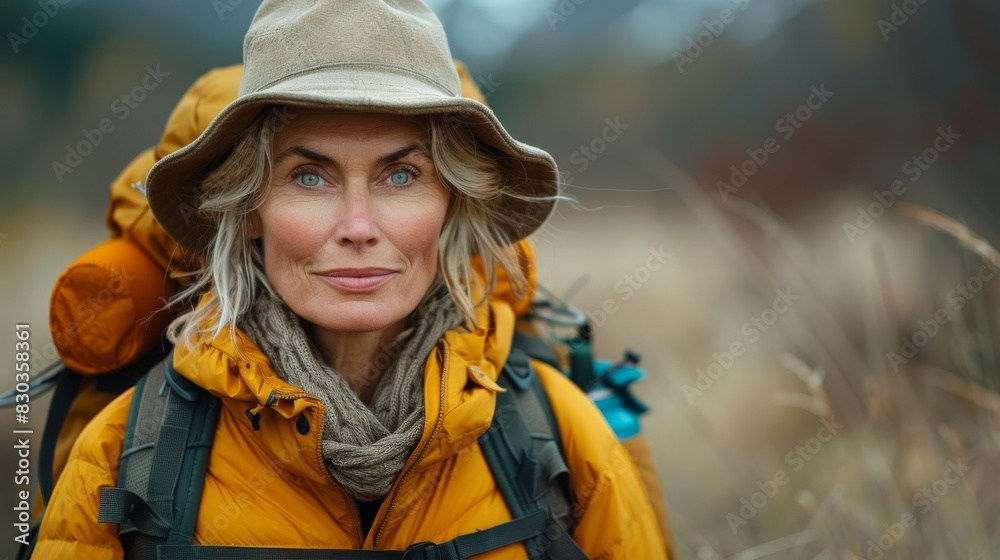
[{"x1": 146, "y1": 509, "x2": 547, "y2": 559}]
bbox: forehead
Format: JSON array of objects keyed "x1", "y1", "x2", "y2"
[{"x1": 272, "y1": 108, "x2": 428, "y2": 147}]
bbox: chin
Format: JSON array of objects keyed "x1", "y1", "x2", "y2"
[
  {"x1": 305, "y1": 300, "x2": 411, "y2": 334},
  {"x1": 315, "y1": 318, "x2": 396, "y2": 334}
]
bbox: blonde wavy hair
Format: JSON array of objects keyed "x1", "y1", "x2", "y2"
[{"x1": 167, "y1": 106, "x2": 554, "y2": 350}]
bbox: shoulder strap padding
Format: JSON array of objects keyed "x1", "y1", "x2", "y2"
[
  {"x1": 98, "y1": 349, "x2": 221, "y2": 558},
  {"x1": 38, "y1": 345, "x2": 166, "y2": 510},
  {"x1": 511, "y1": 330, "x2": 560, "y2": 371},
  {"x1": 479, "y1": 344, "x2": 588, "y2": 559}
]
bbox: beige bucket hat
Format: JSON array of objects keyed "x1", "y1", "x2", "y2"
[{"x1": 146, "y1": 0, "x2": 560, "y2": 255}]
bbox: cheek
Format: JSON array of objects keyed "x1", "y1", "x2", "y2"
[
  {"x1": 393, "y1": 199, "x2": 448, "y2": 269},
  {"x1": 259, "y1": 203, "x2": 326, "y2": 282}
]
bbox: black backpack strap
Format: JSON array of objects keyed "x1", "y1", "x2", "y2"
[
  {"x1": 479, "y1": 346, "x2": 588, "y2": 560},
  {"x1": 38, "y1": 362, "x2": 79, "y2": 507},
  {"x1": 511, "y1": 330, "x2": 560, "y2": 369},
  {"x1": 40, "y1": 345, "x2": 170, "y2": 506},
  {"x1": 154, "y1": 547, "x2": 408, "y2": 559},
  {"x1": 511, "y1": 330, "x2": 596, "y2": 392},
  {"x1": 96, "y1": 345, "x2": 580, "y2": 559},
  {"x1": 152, "y1": 509, "x2": 548, "y2": 560},
  {"x1": 98, "y1": 349, "x2": 221, "y2": 559},
  {"x1": 16, "y1": 345, "x2": 170, "y2": 560}
]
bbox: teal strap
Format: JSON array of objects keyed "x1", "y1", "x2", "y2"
[{"x1": 564, "y1": 339, "x2": 596, "y2": 391}]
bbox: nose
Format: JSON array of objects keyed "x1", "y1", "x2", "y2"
[{"x1": 334, "y1": 186, "x2": 379, "y2": 249}]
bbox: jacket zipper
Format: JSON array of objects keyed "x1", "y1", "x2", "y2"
[
  {"x1": 349, "y1": 499, "x2": 364, "y2": 546},
  {"x1": 371, "y1": 339, "x2": 449, "y2": 549},
  {"x1": 270, "y1": 390, "x2": 365, "y2": 547}
]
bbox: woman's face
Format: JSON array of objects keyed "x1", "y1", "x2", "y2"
[{"x1": 255, "y1": 109, "x2": 450, "y2": 336}]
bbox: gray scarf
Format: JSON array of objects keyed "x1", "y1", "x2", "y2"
[{"x1": 240, "y1": 290, "x2": 462, "y2": 501}]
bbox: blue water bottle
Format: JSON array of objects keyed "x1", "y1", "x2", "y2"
[
  {"x1": 588, "y1": 352, "x2": 650, "y2": 440},
  {"x1": 563, "y1": 338, "x2": 650, "y2": 441}
]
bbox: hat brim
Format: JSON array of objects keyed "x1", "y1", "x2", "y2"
[{"x1": 146, "y1": 66, "x2": 559, "y2": 256}]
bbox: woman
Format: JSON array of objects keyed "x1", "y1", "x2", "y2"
[{"x1": 33, "y1": 0, "x2": 668, "y2": 557}]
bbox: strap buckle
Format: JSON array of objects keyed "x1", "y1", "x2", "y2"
[{"x1": 402, "y1": 541, "x2": 437, "y2": 560}]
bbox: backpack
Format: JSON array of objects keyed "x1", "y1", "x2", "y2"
[{"x1": 13, "y1": 301, "x2": 650, "y2": 560}]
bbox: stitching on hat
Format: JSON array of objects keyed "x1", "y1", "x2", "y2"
[{"x1": 253, "y1": 61, "x2": 457, "y2": 97}]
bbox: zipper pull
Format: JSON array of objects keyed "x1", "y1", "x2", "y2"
[
  {"x1": 245, "y1": 405, "x2": 263, "y2": 431},
  {"x1": 245, "y1": 391, "x2": 278, "y2": 431}
]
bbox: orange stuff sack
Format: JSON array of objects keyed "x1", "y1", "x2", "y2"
[{"x1": 50, "y1": 238, "x2": 175, "y2": 374}]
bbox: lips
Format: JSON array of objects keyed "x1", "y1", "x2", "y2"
[{"x1": 316, "y1": 267, "x2": 397, "y2": 292}]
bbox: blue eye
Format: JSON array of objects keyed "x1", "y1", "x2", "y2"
[
  {"x1": 390, "y1": 170, "x2": 412, "y2": 185},
  {"x1": 298, "y1": 172, "x2": 322, "y2": 187},
  {"x1": 389, "y1": 169, "x2": 415, "y2": 187}
]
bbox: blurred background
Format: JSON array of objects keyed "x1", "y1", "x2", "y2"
[{"x1": 3, "y1": 0, "x2": 1000, "y2": 557}]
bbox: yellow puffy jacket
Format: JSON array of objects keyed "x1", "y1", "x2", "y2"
[
  {"x1": 35, "y1": 280, "x2": 666, "y2": 558},
  {"x1": 34, "y1": 64, "x2": 671, "y2": 559}
]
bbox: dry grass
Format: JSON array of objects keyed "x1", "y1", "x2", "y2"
[{"x1": 535, "y1": 158, "x2": 999, "y2": 559}]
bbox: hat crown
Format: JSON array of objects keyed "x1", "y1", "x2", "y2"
[{"x1": 240, "y1": 0, "x2": 460, "y2": 97}]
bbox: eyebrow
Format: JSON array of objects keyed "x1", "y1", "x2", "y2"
[{"x1": 273, "y1": 143, "x2": 429, "y2": 168}]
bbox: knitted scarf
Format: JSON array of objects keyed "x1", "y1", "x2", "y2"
[{"x1": 240, "y1": 289, "x2": 462, "y2": 501}]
